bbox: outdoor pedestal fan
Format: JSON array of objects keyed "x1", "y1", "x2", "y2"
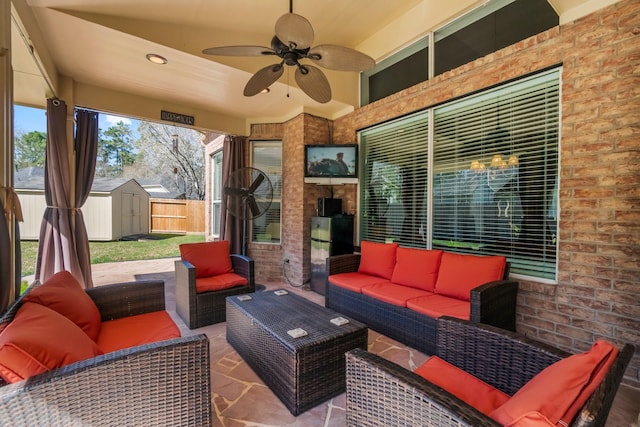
[{"x1": 225, "y1": 167, "x2": 273, "y2": 255}]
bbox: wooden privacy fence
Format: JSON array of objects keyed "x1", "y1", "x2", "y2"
[{"x1": 150, "y1": 198, "x2": 205, "y2": 234}]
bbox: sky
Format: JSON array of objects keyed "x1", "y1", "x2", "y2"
[{"x1": 14, "y1": 105, "x2": 137, "y2": 135}]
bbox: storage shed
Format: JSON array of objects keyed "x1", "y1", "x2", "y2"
[{"x1": 16, "y1": 173, "x2": 150, "y2": 241}]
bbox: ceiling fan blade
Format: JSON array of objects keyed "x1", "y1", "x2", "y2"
[
  {"x1": 248, "y1": 173, "x2": 265, "y2": 194},
  {"x1": 202, "y1": 45, "x2": 275, "y2": 56},
  {"x1": 308, "y1": 44, "x2": 376, "y2": 71},
  {"x1": 295, "y1": 65, "x2": 331, "y2": 104},
  {"x1": 244, "y1": 64, "x2": 284, "y2": 96},
  {"x1": 275, "y1": 13, "x2": 314, "y2": 50},
  {"x1": 248, "y1": 197, "x2": 261, "y2": 217}
]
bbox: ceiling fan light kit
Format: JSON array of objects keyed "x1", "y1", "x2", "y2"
[{"x1": 203, "y1": 3, "x2": 375, "y2": 103}]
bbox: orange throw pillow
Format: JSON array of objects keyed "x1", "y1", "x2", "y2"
[
  {"x1": 415, "y1": 356, "x2": 510, "y2": 416},
  {"x1": 391, "y1": 248, "x2": 443, "y2": 291},
  {"x1": 23, "y1": 270, "x2": 102, "y2": 341},
  {"x1": 358, "y1": 241, "x2": 398, "y2": 279},
  {"x1": 0, "y1": 302, "x2": 103, "y2": 383},
  {"x1": 490, "y1": 340, "x2": 618, "y2": 427},
  {"x1": 179, "y1": 240, "x2": 234, "y2": 279},
  {"x1": 435, "y1": 252, "x2": 506, "y2": 301}
]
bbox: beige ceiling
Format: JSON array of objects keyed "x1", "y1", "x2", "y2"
[{"x1": 10, "y1": 0, "x2": 617, "y2": 134}]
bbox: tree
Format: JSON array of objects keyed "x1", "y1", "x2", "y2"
[
  {"x1": 96, "y1": 121, "x2": 136, "y2": 177},
  {"x1": 14, "y1": 130, "x2": 46, "y2": 169},
  {"x1": 132, "y1": 123, "x2": 205, "y2": 200}
]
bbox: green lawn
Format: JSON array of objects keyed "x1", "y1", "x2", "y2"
[{"x1": 20, "y1": 233, "x2": 205, "y2": 277}]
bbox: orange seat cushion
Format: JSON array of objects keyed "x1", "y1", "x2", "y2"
[
  {"x1": 361, "y1": 282, "x2": 432, "y2": 307},
  {"x1": 23, "y1": 270, "x2": 102, "y2": 341},
  {"x1": 415, "y1": 356, "x2": 510, "y2": 416},
  {"x1": 96, "y1": 311, "x2": 181, "y2": 354},
  {"x1": 490, "y1": 340, "x2": 619, "y2": 427},
  {"x1": 179, "y1": 240, "x2": 233, "y2": 279},
  {"x1": 0, "y1": 302, "x2": 103, "y2": 383},
  {"x1": 406, "y1": 294, "x2": 470, "y2": 320},
  {"x1": 435, "y1": 252, "x2": 506, "y2": 301},
  {"x1": 195, "y1": 273, "x2": 248, "y2": 292},
  {"x1": 391, "y1": 248, "x2": 443, "y2": 291},
  {"x1": 358, "y1": 241, "x2": 398, "y2": 279},
  {"x1": 328, "y1": 272, "x2": 390, "y2": 293}
]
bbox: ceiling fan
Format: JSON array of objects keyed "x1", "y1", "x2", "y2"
[{"x1": 202, "y1": 0, "x2": 376, "y2": 104}]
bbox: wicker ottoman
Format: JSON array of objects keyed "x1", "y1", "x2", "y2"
[{"x1": 226, "y1": 289, "x2": 368, "y2": 416}]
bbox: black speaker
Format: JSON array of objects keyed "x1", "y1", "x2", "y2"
[{"x1": 318, "y1": 198, "x2": 342, "y2": 217}]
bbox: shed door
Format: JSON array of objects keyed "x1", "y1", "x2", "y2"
[{"x1": 122, "y1": 192, "x2": 142, "y2": 236}]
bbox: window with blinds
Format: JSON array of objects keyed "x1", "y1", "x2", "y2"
[
  {"x1": 251, "y1": 141, "x2": 282, "y2": 244},
  {"x1": 359, "y1": 111, "x2": 430, "y2": 247},
  {"x1": 358, "y1": 68, "x2": 560, "y2": 280},
  {"x1": 211, "y1": 150, "x2": 223, "y2": 237}
]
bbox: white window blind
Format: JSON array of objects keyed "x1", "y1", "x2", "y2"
[
  {"x1": 359, "y1": 111, "x2": 430, "y2": 247},
  {"x1": 358, "y1": 69, "x2": 560, "y2": 280},
  {"x1": 251, "y1": 141, "x2": 282, "y2": 244},
  {"x1": 433, "y1": 70, "x2": 559, "y2": 279}
]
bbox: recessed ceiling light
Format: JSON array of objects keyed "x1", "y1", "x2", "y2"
[{"x1": 146, "y1": 53, "x2": 167, "y2": 65}]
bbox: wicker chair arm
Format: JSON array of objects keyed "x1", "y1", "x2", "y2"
[
  {"x1": 326, "y1": 253, "x2": 361, "y2": 276},
  {"x1": 345, "y1": 348, "x2": 500, "y2": 427},
  {"x1": 231, "y1": 254, "x2": 256, "y2": 290},
  {"x1": 436, "y1": 316, "x2": 568, "y2": 395},
  {"x1": 86, "y1": 279, "x2": 166, "y2": 321},
  {"x1": 0, "y1": 334, "x2": 212, "y2": 427},
  {"x1": 469, "y1": 279, "x2": 519, "y2": 331}
]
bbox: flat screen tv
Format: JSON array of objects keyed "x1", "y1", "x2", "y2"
[{"x1": 304, "y1": 144, "x2": 358, "y2": 184}]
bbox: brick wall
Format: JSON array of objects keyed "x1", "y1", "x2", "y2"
[
  {"x1": 245, "y1": 0, "x2": 639, "y2": 387},
  {"x1": 331, "y1": 0, "x2": 640, "y2": 387},
  {"x1": 247, "y1": 124, "x2": 284, "y2": 282},
  {"x1": 248, "y1": 115, "x2": 336, "y2": 285}
]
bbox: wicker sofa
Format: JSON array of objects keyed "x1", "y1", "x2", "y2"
[
  {"x1": 346, "y1": 317, "x2": 634, "y2": 427},
  {"x1": 0, "y1": 274, "x2": 212, "y2": 426},
  {"x1": 326, "y1": 241, "x2": 518, "y2": 355}
]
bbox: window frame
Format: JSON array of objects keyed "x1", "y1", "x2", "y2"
[
  {"x1": 358, "y1": 68, "x2": 560, "y2": 282},
  {"x1": 210, "y1": 149, "x2": 223, "y2": 238},
  {"x1": 250, "y1": 140, "x2": 282, "y2": 244}
]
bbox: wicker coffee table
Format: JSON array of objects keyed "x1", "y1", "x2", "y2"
[{"x1": 226, "y1": 289, "x2": 367, "y2": 416}]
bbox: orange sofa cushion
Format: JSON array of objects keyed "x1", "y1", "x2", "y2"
[
  {"x1": 195, "y1": 273, "x2": 248, "y2": 293},
  {"x1": 179, "y1": 240, "x2": 233, "y2": 279},
  {"x1": 328, "y1": 272, "x2": 390, "y2": 293},
  {"x1": 435, "y1": 253, "x2": 506, "y2": 301},
  {"x1": 0, "y1": 302, "x2": 103, "y2": 383},
  {"x1": 490, "y1": 340, "x2": 619, "y2": 427},
  {"x1": 406, "y1": 294, "x2": 471, "y2": 320},
  {"x1": 415, "y1": 356, "x2": 510, "y2": 416},
  {"x1": 23, "y1": 270, "x2": 102, "y2": 341},
  {"x1": 391, "y1": 248, "x2": 443, "y2": 291},
  {"x1": 361, "y1": 282, "x2": 432, "y2": 307},
  {"x1": 96, "y1": 311, "x2": 181, "y2": 354},
  {"x1": 358, "y1": 241, "x2": 398, "y2": 279}
]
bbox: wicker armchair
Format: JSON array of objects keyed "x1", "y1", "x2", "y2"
[
  {"x1": 346, "y1": 317, "x2": 633, "y2": 427},
  {"x1": 0, "y1": 280, "x2": 212, "y2": 426},
  {"x1": 175, "y1": 241, "x2": 255, "y2": 328}
]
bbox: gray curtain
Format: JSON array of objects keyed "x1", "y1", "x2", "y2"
[
  {"x1": 73, "y1": 108, "x2": 99, "y2": 287},
  {"x1": 220, "y1": 135, "x2": 245, "y2": 254},
  {"x1": 0, "y1": 190, "x2": 22, "y2": 312},
  {"x1": 35, "y1": 99, "x2": 98, "y2": 288}
]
